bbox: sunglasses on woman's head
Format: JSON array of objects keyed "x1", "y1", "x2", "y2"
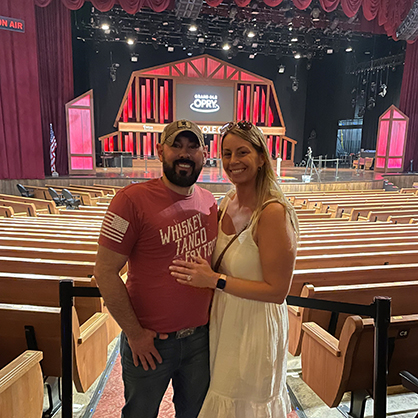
[{"x1": 220, "y1": 120, "x2": 253, "y2": 136}]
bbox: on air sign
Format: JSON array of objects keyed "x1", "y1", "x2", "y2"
[
  {"x1": 0, "y1": 16, "x2": 25, "y2": 33},
  {"x1": 190, "y1": 94, "x2": 220, "y2": 113}
]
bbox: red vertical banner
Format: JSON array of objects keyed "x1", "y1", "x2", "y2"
[
  {"x1": 146, "y1": 79, "x2": 151, "y2": 120},
  {"x1": 213, "y1": 134, "x2": 218, "y2": 158},
  {"x1": 164, "y1": 80, "x2": 169, "y2": 121},
  {"x1": 109, "y1": 137, "x2": 114, "y2": 152},
  {"x1": 261, "y1": 89, "x2": 266, "y2": 124},
  {"x1": 123, "y1": 102, "x2": 128, "y2": 122},
  {"x1": 275, "y1": 137, "x2": 280, "y2": 158},
  {"x1": 141, "y1": 85, "x2": 146, "y2": 123},
  {"x1": 159, "y1": 86, "x2": 164, "y2": 123},
  {"x1": 146, "y1": 133, "x2": 152, "y2": 157},
  {"x1": 246, "y1": 85, "x2": 251, "y2": 121},
  {"x1": 283, "y1": 140, "x2": 288, "y2": 160},
  {"x1": 267, "y1": 136, "x2": 273, "y2": 156},
  {"x1": 268, "y1": 107, "x2": 274, "y2": 127},
  {"x1": 237, "y1": 90, "x2": 242, "y2": 121},
  {"x1": 104, "y1": 138, "x2": 109, "y2": 152},
  {"x1": 210, "y1": 140, "x2": 214, "y2": 159},
  {"x1": 128, "y1": 133, "x2": 133, "y2": 152},
  {"x1": 128, "y1": 87, "x2": 133, "y2": 119},
  {"x1": 253, "y1": 87, "x2": 260, "y2": 123}
]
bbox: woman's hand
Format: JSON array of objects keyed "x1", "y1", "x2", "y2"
[{"x1": 169, "y1": 256, "x2": 219, "y2": 289}]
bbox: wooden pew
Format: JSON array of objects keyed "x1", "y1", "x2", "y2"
[
  {"x1": 301, "y1": 314, "x2": 418, "y2": 412},
  {"x1": 0, "y1": 256, "x2": 94, "y2": 277},
  {"x1": 290, "y1": 263, "x2": 418, "y2": 296},
  {"x1": 289, "y1": 280, "x2": 418, "y2": 356},
  {"x1": 0, "y1": 246, "x2": 96, "y2": 262},
  {"x1": 0, "y1": 200, "x2": 35, "y2": 216},
  {"x1": 0, "y1": 351, "x2": 43, "y2": 418},
  {"x1": 388, "y1": 214, "x2": 418, "y2": 224},
  {"x1": 299, "y1": 235, "x2": 418, "y2": 247},
  {"x1": 0, "y1": 206, "x2": 14, "y2": 218},
  {"x1": 43, "y1": 186, "x2": 97, "y2": 206},
  {"x1": 297, "y1": 241, "x2": 418, "y2": 256},
  {"x1": 20, "y1": 185, "x2": 51, "y2": 200},
  {"x1": 365, "y1": 209, "x2": 418, "y2": 222},
  {"x1": 0, "y1": 272, "x2": 120, "y2": 344},
  {"x1": 349, "y1": 203, "x2": 418, "y2": 221},
  {"x1": 0, "y1": 303, "x2": 108, "y2": 393},
  {"x1": 0, "y1": 236, "x2": 98, "y2": 251},
  {"x1": 70, "y1": 184, "x2": 116, "y2": 195},
  {"x1": 0, "y1": 230, "x2": 99, "y2": 241},
  {"x1": 0, "y1": 194, "x2": 58, "y2": 215},
  {"x1": 295, "y1": 250, "x2": 418, "y2": 270}
]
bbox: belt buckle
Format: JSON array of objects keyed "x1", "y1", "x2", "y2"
[{"x1": 175, "y1": 327, "x2": 196, "y2": 339}]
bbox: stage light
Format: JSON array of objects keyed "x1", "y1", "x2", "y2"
[
  {"x1": 247, "y1": 30, "x2": 256, "y2": 38},
  {"x1": 291, "y1": 36, "x2": 298, "y2": 42},
  {"x1": 168, "y1": 46, "x2": 174, "y2": 52},
  {"x1": 327, "y1": 48, "x2": 333, "y2": 54},
  {"x1": 222, "y1": 43, "x2": 231, "y2": 50},
  {"x1": 311, "y1": 7, "x2": 320, "y2": 21},
  {"x1": 294, "y1": 52, "x2": 301, "y2": 59},
  {"x1": 278, "y1": 65, "x2": 285, "y2": 73},
  {"x1": 101, "y1": 23, "x2": 110, "y2": 31},
  {"x1": 249, "y1": 53, "x2": 256, "y2": 59},
  {"x1": 188, "y1": 51, "x2": 193, "y2": 56},
  {"x1": 198, "y1": 37, "x2": 205, "y2": 43},
  {"x1": 130, "y1": 53, "x2": 138, "y2": 62},
  {"x1": 127, "y1": 38, "x2": 135, "y2": 45},
  {"x1": 346, "y1": 46, "x2": 353, "y2": 52},
  {"x1": 189, "y1": 24, "x2": 197, "y2": 32}
]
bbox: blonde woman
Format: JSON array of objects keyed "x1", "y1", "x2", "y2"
[{"x1": 170, "y1": 120, "x2": 299, "y2": 417}]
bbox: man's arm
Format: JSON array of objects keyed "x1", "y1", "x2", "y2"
[{"x1": 94, "y1": 245, "x2": 167, "y2": 370}]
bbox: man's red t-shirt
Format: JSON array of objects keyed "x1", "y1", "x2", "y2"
[{"x1": 98, "y1": 179, "x2": 218, "y2": 333}]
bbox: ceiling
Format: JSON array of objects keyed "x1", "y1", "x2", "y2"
[{"x1": 72, "y1": 0, "x2": 402, "y2": 63}]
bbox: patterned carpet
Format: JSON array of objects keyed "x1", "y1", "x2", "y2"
[{"x1": 93, "y1": 355, "x2": 299, "y2": 417}]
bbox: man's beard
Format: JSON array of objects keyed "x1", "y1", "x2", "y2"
[{"x1": 163, "y1": 158, "x2": 203, "y2": 187}]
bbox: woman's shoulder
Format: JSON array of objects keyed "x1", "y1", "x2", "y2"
[{"x1": 259, "y1": 200, "x2": 286, "y2": 221}]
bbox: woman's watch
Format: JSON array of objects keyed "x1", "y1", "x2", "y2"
[{"x1": 216, "y1": 274, "x2": 227, "y2": 290}]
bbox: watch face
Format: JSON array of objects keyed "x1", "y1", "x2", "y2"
[{"x1": 216, "y1": 276, "x2": 226, "y2": 290}]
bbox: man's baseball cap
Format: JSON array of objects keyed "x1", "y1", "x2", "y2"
[{"x1": 160, "y1": 120, "x2": 205, "y2": 148}]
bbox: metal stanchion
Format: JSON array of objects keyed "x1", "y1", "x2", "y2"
[
  {"x1": 217, "y1": 158, "x2": 223, "y2": 180},
  {"x1": 373, "y1": 296, "x2": 391, "y2": 418},
  {"x1": 60, "y1": 280, "x2": 74, "y2": 418},
  {"x1": 335, "y1": 158, "x2": 339, "y2": 179}
]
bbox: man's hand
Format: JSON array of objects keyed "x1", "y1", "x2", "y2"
[{"x1": 127, "y1": 329, "x2": 168, "y2": 371}]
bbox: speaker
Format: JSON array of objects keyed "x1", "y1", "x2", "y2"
[
  {"x1": 396, "y1": 1, "x2": 418, "y2": 41},
  {"x1": 175, "y1": 0, "x2": 203, "y2": 19}
]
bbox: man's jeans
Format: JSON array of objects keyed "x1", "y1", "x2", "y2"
[{"x1": 120, "y1": 326, "x2": 209, "y2": 418}]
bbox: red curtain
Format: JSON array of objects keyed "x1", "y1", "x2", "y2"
[
  {"x1": 0, "y1": 0, "x2": 45, "y2": 179},
  {"x1": 35, "y1": 0, "x2": 73, "y2": 176},
  {"x1": 399, "y1": 41, "x2": 418, "y2": 172}
]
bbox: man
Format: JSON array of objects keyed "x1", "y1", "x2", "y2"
[{"x1": 94, "y1": 120, "x2": 218, "y2": 418}]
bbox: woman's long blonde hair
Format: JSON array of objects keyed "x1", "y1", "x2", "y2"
[{"x1": 222, "y1": 124, "x2": 299, "y2": 237}]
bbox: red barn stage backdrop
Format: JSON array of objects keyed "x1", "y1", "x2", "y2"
[{"x1": 99, "y1": 55, "x2": 297, "y2": 166}]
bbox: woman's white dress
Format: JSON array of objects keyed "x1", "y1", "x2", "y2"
[{"x1": 198, "y1": 196, "x2": 291, "y2": 418}]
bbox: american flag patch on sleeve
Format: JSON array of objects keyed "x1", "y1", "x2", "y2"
[{"x1": 101, "y1": 211, "x2": 130, "y2": 244}]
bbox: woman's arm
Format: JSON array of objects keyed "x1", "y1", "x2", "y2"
[{"x1": 170, "y1": 202, "x2": 297, "y2": 304}]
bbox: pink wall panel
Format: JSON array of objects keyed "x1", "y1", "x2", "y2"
[
  {"x1": 72, "y1": 95, "x2": 90, "y2": 106},
  {"x1": 71, "y1": 156, "x2": 93, "y2": 170},
  {"x1": 68, "y1": 108, "x2": 92, "y2": 154},
  {"x1": 376, "y1": 157, "x2": 386, "y2": 168},
  {"x1": 389, "y1": 121, "x2": 406, "y2": 156},
  {"x1": 377, "y1": 120, "x2": 389, "y2": 156},
  {"x1": 387, "y1": 158, "x2": 403, "y2": 168}
]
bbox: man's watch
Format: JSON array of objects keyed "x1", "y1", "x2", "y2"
[{"x1": 216, "y1": 274, "x2": 227, "y2": 291}]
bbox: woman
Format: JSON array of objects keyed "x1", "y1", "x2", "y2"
[{"x1": 169, "y1": 120, "x2": 299, "y2": 417}]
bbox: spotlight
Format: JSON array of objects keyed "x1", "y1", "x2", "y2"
[
  {"x1": 294, "y1": 52, "x2": 301, "y2": 59},
  {"x1": 127, "y1": 38, "x2": 135, "y2": 45},
  {"x1": 326, "y1": 48, "x2": 333, "y2": 54},
  {"x1": 101, "y1": 23, "x2": 110, "y2": 31},
  {"x1": 346, "y1": 46, "x2": 353, "y2": 52},
  {"x1": 168, "y1": 46, "x2": 174, "y2": 52},
  {"x1": 292, "y1": 79, "x2": 299, "y2": 92},
  {"x1": 278, "y1": 65, "x2": 285, "y2": 73},
  {"x1": 130, "y1": 53, "x2": 138, "y2": 62},
  {"x1": 189, "y1": 24, "x2": 198, "y2": 32},
  {"x1": 379, "y1": 83, "x2": 387, "y2": 97},
  {"x1": 229, "y1": 5, "x2": 238, "y2": 19},
  {"x1": 249, "y1": 53, "x2": 256, "y2": 59},
  {"x1": 222, "y1": 43, "x2": 231, "y2": 51},
  {"x1": 247, "y1": 30, "x2": 256, "y2": 38},
  {"x1": 291, "y1": 36, "x2": 298, "y2": 42}
]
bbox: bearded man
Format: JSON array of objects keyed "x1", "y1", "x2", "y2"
[{"x1": 94, "y1": 120, "x2": 218, "y2": 418}]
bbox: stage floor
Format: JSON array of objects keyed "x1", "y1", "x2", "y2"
[{"x1": 93, "y1": 158, "x2": 383, "y2": 184}]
